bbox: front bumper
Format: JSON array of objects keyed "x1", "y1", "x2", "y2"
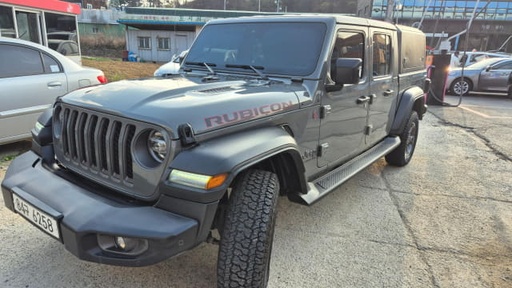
[{"x1": 1, "y1": 151, "x2": 198, "y2": 266}]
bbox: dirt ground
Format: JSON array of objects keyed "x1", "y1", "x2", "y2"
[{"x1": 82, "y1": 57, "x2": 162, "y2": 82}]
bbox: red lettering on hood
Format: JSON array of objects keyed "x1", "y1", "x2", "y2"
[{"x1": 205, "y1": 101, "x2": 293, "y2": 128}]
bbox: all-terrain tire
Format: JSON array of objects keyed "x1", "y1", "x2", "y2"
[
  {"x1": 385, "y1": 111, "x2": 419, "y2": 167},
  {"x1": 217, "y1": 169, "x2": 279, "y2": 288}
]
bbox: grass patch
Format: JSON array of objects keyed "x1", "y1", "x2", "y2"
[
  {"x1": 82, "y1": 58, "x2": 161, "y2": 82},
  {"x1": 1, "y1": 154, "x2": 16, "y2": 162}
]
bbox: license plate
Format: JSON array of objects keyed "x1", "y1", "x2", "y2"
[{"x1": 12, "y1": 193, "x2": 60, "y2": 240}]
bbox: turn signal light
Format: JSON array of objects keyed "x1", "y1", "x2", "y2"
[
  {"x1": 97, "y1": 74, "x2": 108, "y2": 84},
  {"x1": 169, "y1": 170, "x2": 228, "y2": 190}
]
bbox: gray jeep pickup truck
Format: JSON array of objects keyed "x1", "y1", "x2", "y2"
[{"x1": 2, "y1": 15, "x2": 428, "y2": 287}]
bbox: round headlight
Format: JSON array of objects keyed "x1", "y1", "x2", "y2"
[{"x1": 147, "y1": 130, "x2": 167, "y2": 162}]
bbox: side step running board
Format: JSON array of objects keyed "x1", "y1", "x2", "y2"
[{"x1": 300, "y1": 136, "x2": 400, "y2": 205}]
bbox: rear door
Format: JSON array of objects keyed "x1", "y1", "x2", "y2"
[
  {"x1": 0, "y1": 42, "x2": 67, "y2": 143},
  {"x1": 367, "y1": 28, "x2": 399, "y2": 146},
  {"x1": 318, "y1": 29, "x2": 369, "y2": 167},
  {"x1": 478, "y1": 59, "x2": 512, "y2": 92}
]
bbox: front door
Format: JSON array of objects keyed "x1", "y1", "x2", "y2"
[
  {"x1": 318, "y1": 29, "x2": 369, "y2": 168},
  {"x1": 478, "y1": 59, "x2": 512, "y2": 92}
]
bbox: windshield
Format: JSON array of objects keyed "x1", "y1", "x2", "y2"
[{"x1": 184, "y1": 22, "x2": 327, "y2": 76}]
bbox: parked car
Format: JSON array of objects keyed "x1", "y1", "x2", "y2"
[
  {"x1": 48, "y1": 39, "x2": 79, "y2": 56},
  {"x1": 458, "y1": 51, "x2": 511, "y2": 67},
  {"x1": 446, "y1": 57, "x2": 512, "y2": 95},
  {"x1": 153, "y1": 50, "x2": 188, "y2": 77},
  {"x1": 0, "y1": 37, "x2": 107, "y2": 145},
  {"x1": 47, "y1": 31, "x2": 78, "y2": 42}
]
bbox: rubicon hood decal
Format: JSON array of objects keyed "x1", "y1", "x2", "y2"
[
  {"x1": 62, "y1": 76, "x2": 301, "y2": 137},
  {"x1": 205, "y1": 101, "x2": 294, "y2": 128}
]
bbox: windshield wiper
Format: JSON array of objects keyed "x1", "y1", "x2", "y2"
[
  {"x1": 185, "y1": 61, "x2": 217, "y2": 75},
  {"x1": 225, "y1": 64, "x2": 268, "y2": 80},
  {"x1": 185, "y1": 61, "x2": 219, "y2": 81}
]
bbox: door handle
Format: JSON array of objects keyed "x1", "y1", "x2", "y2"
[
  {"x1": 47, "y1": 81, "x2": 62, "y2": 88},
  {"x1": 383, "y1": 89, "x2": 394, "y2": 96},
  {"x1": 356, "y1": 95, "x2": 371, "y2": 104}
]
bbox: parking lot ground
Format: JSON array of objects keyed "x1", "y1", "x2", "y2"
[
  {"x1": 430, "y1": 94, "x2": 512, "y2": 159},
  {"x1": 0, "y1": 95, "x2": 511, "y2": 287}
]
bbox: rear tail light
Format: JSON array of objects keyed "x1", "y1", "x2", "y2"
[{"x1": 97, "y1": 74, "x2": 108, "y2": 84}]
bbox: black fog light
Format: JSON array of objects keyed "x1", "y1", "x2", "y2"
[
  {"x1": 115, "y1": 236, "x2": 138, "y2": 251},
  {"x1": 97, "y1": 234, "x2": 149, "y2": 256}
]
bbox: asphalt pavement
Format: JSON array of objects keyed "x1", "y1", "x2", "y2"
[{"x1": 0, "y1": 94, "x2": 511, "y2": 288}]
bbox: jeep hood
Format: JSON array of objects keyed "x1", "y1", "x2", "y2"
[{"x1": 61, "y1": 76, "x2": 301, "y2": 137}]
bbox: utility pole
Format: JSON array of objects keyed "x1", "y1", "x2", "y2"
[{"x1": 385, "y1": 0, "x2": 394, "y2": 22}]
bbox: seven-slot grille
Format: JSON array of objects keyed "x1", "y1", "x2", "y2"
[{"x1": 55, "y1": 104, "x2": 136, "y2": 185}]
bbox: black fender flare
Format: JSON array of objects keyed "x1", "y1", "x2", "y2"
[
  {"x1": 169, "y1": 126, "x2": 306, "y2": 195},
  {"x1": 390, "y1": 86, "x2": 426, "y2": 135},
  {"x1": 162, "y1": 126, "x2": 305, "y2": 243}
]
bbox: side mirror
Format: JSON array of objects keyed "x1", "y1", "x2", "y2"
[
  {"x1": 334, "y1": 58, "x2": 362, "y2": 85},
  {"x1": 485, "y1": 65, "x2": 492, "y2": 72}
]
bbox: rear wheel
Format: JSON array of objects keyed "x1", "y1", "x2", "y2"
[
  {"x1": 217, "y1": 169, "x2": 279, "y2": 288},
  {"x1": 386, "y1": 111, "x2": 419, "y2": 167},
  {"x1": 450, "y1": 77, "x2": 473, "y2": 95}
]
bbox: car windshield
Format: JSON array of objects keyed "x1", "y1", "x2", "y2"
[{"x1": 184, "y1": 22, "x2": 327, "y2": 76}]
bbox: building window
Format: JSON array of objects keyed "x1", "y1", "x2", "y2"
[
  {"x1": 157, "y1": 37, "x2": 170, "y2": 50},
  {"x1": 92, "y1": 27, "x2": 99, "y2": 34},
  {"x1": 138, "y1": 37, "x2": 151, "y2": 49}
]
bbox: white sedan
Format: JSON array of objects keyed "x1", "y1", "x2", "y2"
[
  {"x1": 0, "y1": 37, "x2": 107, "y2": 145},
  {"x1": 154, "y1": 50, "x2": 188, "y2": 77}
]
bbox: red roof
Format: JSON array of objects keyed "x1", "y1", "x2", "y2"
[{"x1": 0, "y1": 0, "x2": 80, "y2": 15}]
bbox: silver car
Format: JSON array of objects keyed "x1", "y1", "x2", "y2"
[
  {"x1": 459, "y1": 51, "x2": 511, "y2": 67},
  {"x1": 0, "y1": 37, "x2": 107, "y2": 145},
  {"x1": 446, "y1": 57, "x2": 512, "y2": 95}
]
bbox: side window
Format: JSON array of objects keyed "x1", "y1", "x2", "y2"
[
  {"x1": 0, "y1": 44, "x2": 44, "y2": 78},
  {"x1": 373, "y1": 33, "x2": 392, "y2": 77},
  {"x1": 493, "y1": 61, "x2": 512, "y2": 70},
  {"x1": 332, "y1": 31, "x2": 365, "y2": 80},
  {"x1": 42, "y1": 53, "x2": 62, "y2": 73}
]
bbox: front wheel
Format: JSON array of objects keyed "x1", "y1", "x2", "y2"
[
  {"x1": 386, "y1": 111, "x2": 419, "y2": 167},
  {"x1": 217, "y1": 169, "x2": 279, "y2": 288},
  {"x1": 450, "y1": 78, "x2": 472, "y2": 96}
]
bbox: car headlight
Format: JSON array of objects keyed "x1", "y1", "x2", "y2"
[{"x1": 148, "y1": 130, "x2": 167, "y2": 162}]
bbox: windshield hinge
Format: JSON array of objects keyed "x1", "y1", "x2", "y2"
[{"x1": 178, "y1": 123, "x2": 196, "y2": 146}]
